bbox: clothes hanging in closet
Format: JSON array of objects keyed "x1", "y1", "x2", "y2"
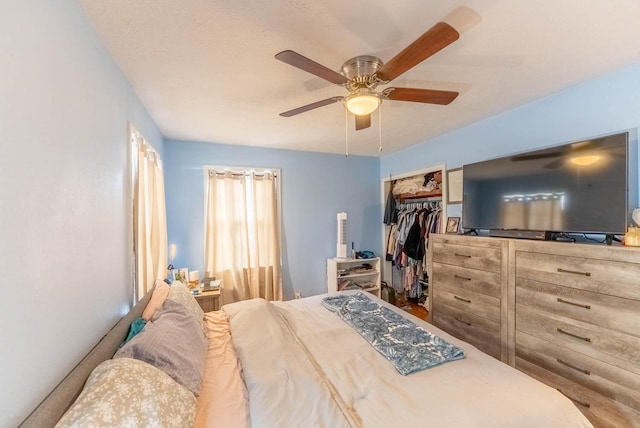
[
  {"x1": 387, "y1": 201, "x2": 441, "y2": 298},
  {"x1": 403, "y1": 210, "x2": 426, "y2": 260},
  {"x1": 383, "y1": 188, "x2": 397, "y2": 225}
]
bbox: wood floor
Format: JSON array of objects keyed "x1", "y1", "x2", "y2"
[{"x1": 395, "y1": 299, "x2": 428, "y2": 321}]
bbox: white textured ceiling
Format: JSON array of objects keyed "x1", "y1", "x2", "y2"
[{"x1": 77, "y1": 0, "x2": 640, "y2": 156}]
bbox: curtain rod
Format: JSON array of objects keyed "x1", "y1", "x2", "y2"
[
  {"x1": 136, "y1": 137, "x2": 162, "y2": 166},
  {"x1": 207, "y1": 169, "x2": 277, "y2": 178}
]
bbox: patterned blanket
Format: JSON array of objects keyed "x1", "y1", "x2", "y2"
[{"x1": 322, "y1": 293, "x2": 465, "y2": 375}]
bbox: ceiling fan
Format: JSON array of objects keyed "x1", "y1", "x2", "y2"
[{"x1": 276, "y1": 20, "x2": 461, "y2": 131}]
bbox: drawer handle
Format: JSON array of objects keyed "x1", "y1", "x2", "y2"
[
  {"x1": 454, "y1": 295, "x2": 471, "y2": 303},
  {"x1": 557, "y1": 358, "x2": 591, "y2": 375},
  {"x1": 557, "y1": 298, "x2": 591, "y2": 310},
  {"x1": 454, "y1": 253, "x2": 471, "y2": 258},
  {"x1": 454, "y1": 274, "x2": 472, "y2": 281},
  {"x1": 557, "y1": 268, "x2": 591, "y2": 277},
  {"x1": 557, "y1": 327, "x2": 591, "y2": 343},
  {"x1": 454, "y1": 316, "x2": 471, "y2": 326},
  {"x1": 556, "y1": 389, "x2": 591, "y2": 408}
]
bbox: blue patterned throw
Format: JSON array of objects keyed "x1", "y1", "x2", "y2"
[{"x1": 322, "y1": 293, "x2": 465, "y2": 375}]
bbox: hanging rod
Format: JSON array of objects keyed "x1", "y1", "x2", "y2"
[{"x1": 397, "y1": 201, "x2": 442, "y2": 210}]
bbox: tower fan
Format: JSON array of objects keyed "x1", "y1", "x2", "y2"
[{"x1": 336, "y1": 212, "x2": 348, "y2": 259}]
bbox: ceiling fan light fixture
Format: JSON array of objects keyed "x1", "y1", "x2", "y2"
[
  {"x1": 344, "y1": 92, "x2": 381, "y2": 116},
  {"x1": 275, "y1": 18, "x2": 462, "y2": 134},
  {"x1": 570, "y1": 155, "x2": 601, "y2": 166}
]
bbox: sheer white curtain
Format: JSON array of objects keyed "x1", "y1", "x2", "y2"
[
  {"x1": 204, "y1": 169, "x2": 282, "y2": 304},
  {"x1": 133, "y1": 132, "x2": 167, "y2": 300}
]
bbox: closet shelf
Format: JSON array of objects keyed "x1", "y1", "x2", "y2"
[{"x1": 396, "y1": 190, "x2": 442, "y2": 200}]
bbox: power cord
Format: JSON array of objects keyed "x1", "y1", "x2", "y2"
[
  {"x1": 552, "y1": 232, "x2": 576, "y2": 242},
  {"x1": 583, "y1": 234, "x2": 606, "y2": 244}
]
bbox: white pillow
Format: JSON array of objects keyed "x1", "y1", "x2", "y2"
[{"x1": 55, "y1": 358, "x2": 195, "y2": 428}]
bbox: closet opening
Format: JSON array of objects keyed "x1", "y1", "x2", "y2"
[{"x1": 381, "y1": 165, "x2": 447, "y2": 320}]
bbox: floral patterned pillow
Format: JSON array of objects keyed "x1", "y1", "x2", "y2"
[{"x1": 55, "y1": 358, "x2": 195, "y2": 428}]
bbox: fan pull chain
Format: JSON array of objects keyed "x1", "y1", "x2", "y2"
[
  {"x1": 345, "y1": 109, "x2": 349, "y2": 157},
  {"x1": 378, "y1": 106, "x2": 383, "y2": 152}
]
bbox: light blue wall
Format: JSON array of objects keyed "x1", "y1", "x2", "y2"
[
  {"x1": 166, "y1": 64, "x2": 640, "y2": 303},
  {"x1": 381, "y1": 63, "x2": 640, "y2": 219},
  {"x1": 164, "y1": 141, "x2": 381, "y2": 300},
  {"x1": 0, "y1": 1, "x2": 163, "y2": 425}
]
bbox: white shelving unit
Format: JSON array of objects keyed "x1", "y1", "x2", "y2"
[{"x1": 327, "y1": 257, "x2": 381, "y2": 298}]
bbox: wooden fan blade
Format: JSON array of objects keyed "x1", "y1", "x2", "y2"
[
  {"x1": 275, "y1": 50, "x2": 348, "y2": 85},
  {"x1": 355, "y1": 114, "x2": 371, "y2": 130},
  {"x1": 279, "y1": 97, "x2": 343, "y2": 117},
  {"x1": 376, "y1": 22, "x2": 459, "y2": 82},
  {"x1": 385, "y1": 87, "x2": 458, "y2": 105}
]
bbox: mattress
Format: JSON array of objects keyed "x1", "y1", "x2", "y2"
[{"x1": 201, "y1": 292, "x2": 593, "y2": 428}]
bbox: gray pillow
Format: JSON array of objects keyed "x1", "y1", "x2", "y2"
[{"x1": 115, "y1": 299, "x2": 207, "y2": 395}]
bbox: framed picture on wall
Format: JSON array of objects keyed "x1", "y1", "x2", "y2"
[
  {"x1": 446, "y1": 217, "x2": 460, "y2": 233},
  {"x1": 446, "y1": 168, "x2": 463, "y2": 204}
]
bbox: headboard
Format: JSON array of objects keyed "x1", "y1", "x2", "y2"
[{"x1": 19, "y1": 288, "x2": 154, "y2": 428}]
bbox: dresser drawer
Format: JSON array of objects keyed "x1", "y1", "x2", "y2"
[
  {"x1": 432, "y1": 242, "x2": 501, "y2": 273},
  {"x1": 516, "y1": 357, "x2": 640, "y2": 428},
  {"x1": 515, "y1": 250, "x2": 640, "y2": 301},
  {"x1": 433, "y1": 286, "x2": 500, "y2": 323},
  {"x1": 432, "y1": 304, "x2": 501, "y2": 359},
  {"x1": 516, "y1": 277, "x2": 640, "y2": 337},
  {"x1": 432, "y1": 262, "x2": 501, "y2": 298},
  {"x1": 516, "y1": 331, "x2": 640, "y2": 412},
  {"x1": 516, "y1": 304, "x2": 640, "y2": 375}
]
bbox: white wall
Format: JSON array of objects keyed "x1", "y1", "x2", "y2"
[
  {"x1": 0, "y1": 2, "x2": 163, "y2": 425},
  {"x1": 381, "y1": 63, "x2": 640, "y2": 219}
]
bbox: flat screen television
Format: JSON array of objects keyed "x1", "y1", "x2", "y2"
[{"x1": 462, "y1": 132, "x2": 633, "y2": 236}]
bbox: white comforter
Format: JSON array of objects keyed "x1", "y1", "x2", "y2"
[{"x1": 223, "y1": 293, "x2": 592, "y2": 428}]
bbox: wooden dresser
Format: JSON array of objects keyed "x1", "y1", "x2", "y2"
[
  {"x1": 428, "y1": 234, "x2": 640, "y2": 427},
  {"x1": 512, "y1": 240, "x2": 640, "y2": 427},
  {"x1": 428, "y1": 234, "x2": 509, "y2": 361}
]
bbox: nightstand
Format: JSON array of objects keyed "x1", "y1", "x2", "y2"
[{"x1": 194, "y1": 289, "x2": 220, "y2": 312}]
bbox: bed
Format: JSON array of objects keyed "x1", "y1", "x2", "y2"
[{"x1": 21, "y1": 283, "x2": 592, "y2": 428}]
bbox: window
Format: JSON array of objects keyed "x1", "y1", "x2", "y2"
[{"x1": 203, "y1": 167, "x2": 282, "y2": 304}]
